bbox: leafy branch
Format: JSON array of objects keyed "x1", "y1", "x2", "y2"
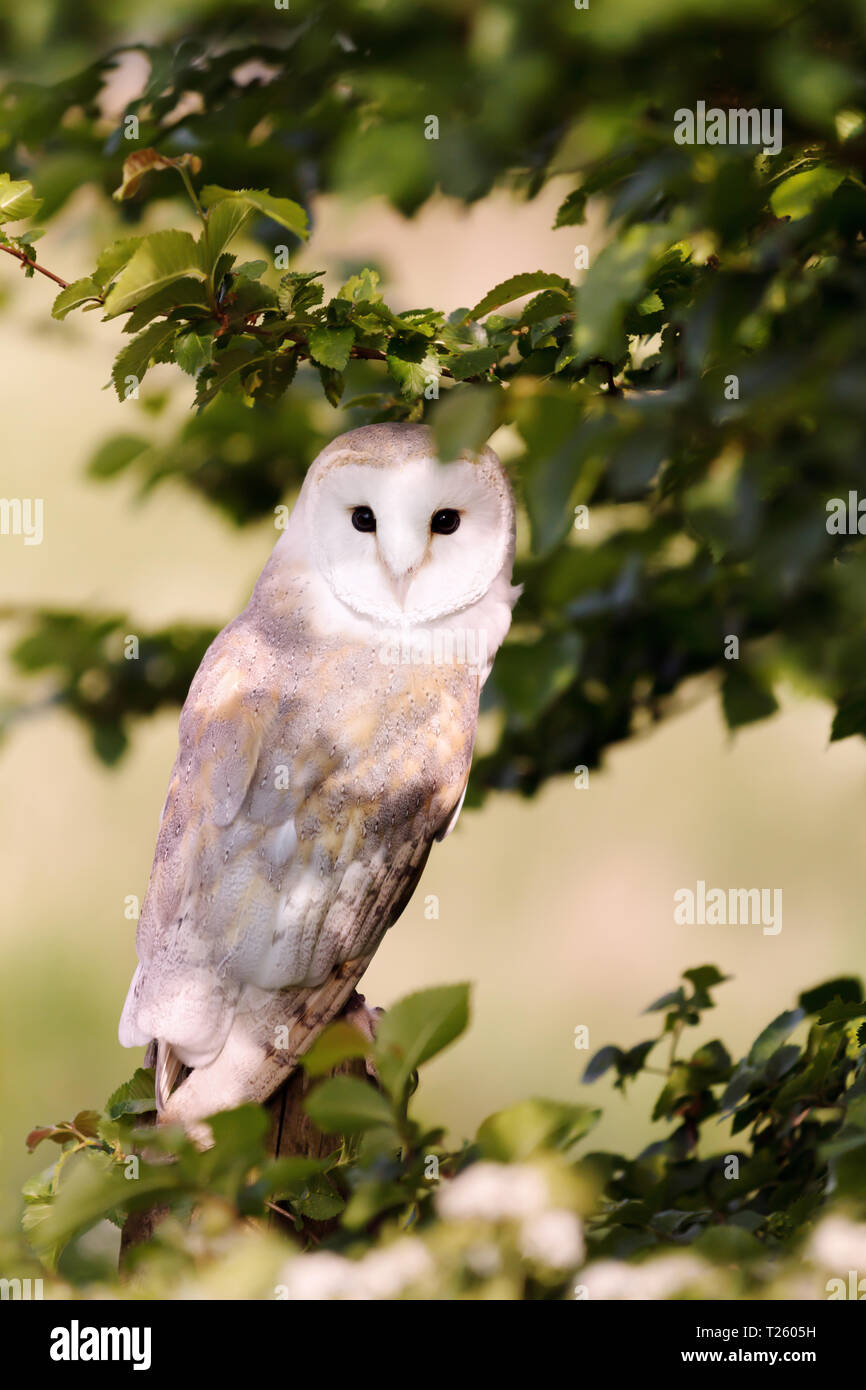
[{"x1": 1, "y1": 151, "x2": 616, "y2": 420}]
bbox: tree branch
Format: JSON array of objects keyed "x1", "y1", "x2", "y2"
[
  {"x1": 0, "y1": 242, "x2": 105, "y2": 305},
  {"x1": 0, "y1": 241, "x2": 70, "y2": 289}
]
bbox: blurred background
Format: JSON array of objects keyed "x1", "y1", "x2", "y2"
[{"x1": 2, "y1": 0, "x2": 866, "y2": 1243}]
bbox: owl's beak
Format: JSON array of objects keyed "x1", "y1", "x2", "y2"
[
  {"x1": 378, "y1": 528, "x2": 425, "y2": 607},
  {"x1": 386, "y1": 570, "x2": 415, "y2": 607}
]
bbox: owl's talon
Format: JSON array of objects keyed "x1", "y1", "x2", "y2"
[
  {"x1": 341, "y1": 992, "x2": 383, "y2": 1080},
  {"x1": 342, "y1": 990, "x2": 383, "y2": 1044}
]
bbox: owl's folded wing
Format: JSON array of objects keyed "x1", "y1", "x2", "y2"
[
  {"x1": 119, "y1": 624, "x2": 283, "y2": 1065},
  {"x1": 119, "y1": 626, "x2": 472, "y2": 1112}
]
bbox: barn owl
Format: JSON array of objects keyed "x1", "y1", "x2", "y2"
[{"x1": 119, "y1": 422, "x2": 520, "y2": 1125}]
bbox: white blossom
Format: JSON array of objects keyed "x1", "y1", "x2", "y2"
[
  {"x1": 520, "y1": 1209, "x2": 585, "y2": 1270},
  {"x1": 278, "y1": 1251, "x2": 355, "y2": 1301},
  {"x1": 354, "y1": 1239, "x2": 433, "y2": 1299},
  {"x1": 464, "y1": 1242, "x2": 503, "y2": 1277},
  {"x1": 277, "y1": 1239, "x2": 432, "y2": 1301},
  {"x1": 808, "y1": 1214, "x2": 866, "y2": 1273},
  {"x1": 436, "y1": 1162, "x2": 550, "y2": 1222},
  {"x1": 577, "y1": 1254, "x2": 709, "y2": 1301}
]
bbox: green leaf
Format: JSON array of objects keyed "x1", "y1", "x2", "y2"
[
  {"x1": 0, "y1": 173, "x2": 42, "y2": 223},
  {"x1": 652, "y1": 1062, "x2": 692, "y2": 1121},
  {"x1": 367, "y1": 300, "x2": 427, "y2": 334},
  {"x1": 308, "y1": 324, "x2": 355, "y2": 370},
  {"x1": 683, "y1": 965, "x2": 729, "y2": 992},
  {"x1": 582, "y1": 1044, "x2": 624, "y2": 1083},
  {"x1": 21, "y1": 1199, "x2": 64, "y2": 1272},
  {"x1": 374, "y1": 983, "x2": 470, "y2": 1099},
  {"x1": 240, "y1": 349, "x2": 298, "y2": 403},
  {"x1": 721, "y1": 667, "x2": 779, "y2": 730},
  {"x1": 799, "y1": 978, "x2": 863, "y2": 1014},
  {"x1": 221, "y1": 276, "x2": 277, "y2": 323},
  {"x1": 102, "y1": 230, "x2": 207, "y2": 320},
  {"x1": 486, "y1": 631, "x2": 582, "y2": 730},
  {"x1": 553, "y1": 158, "x2": 634, "y2": 230},
  {"x1": 104, "y1": 1067, "x2": 156, "y2": 1120},
  {"x1": 554, "y1": 188, "x2": 588, "y2": 228},
  {"x1": 770, "y1": 165, "x2": 845, "y2": 220},
  {"x1": 477, "y1": 1098, "x2": 599, "y2": 1160},
  {"x1": 689, "y1": 1039, "x2": 732, "y2": 1080},
  {"x1": 194, "y1": 337, "x2": 269, "y2": 409},
  {"x1": 174, "y1": 323, "x2": 217, "y2": 376},
  {"x1": 304, "y1": 1076, "x2": 395, "y2": 1135},
  {"x1": 817, "y1": 998, "x2": 866, "y2": 1024},
  {"x1": 431, "y1": 386, "x2": 500, "y2": 460},
  {"x1": 636, "y1": 290, "x2": 663, "y2": 315},
  {"x1": 830, "y1": 694, "x2": 866, "y2": 742},
  {"x1": 448, "y1": 347, "x2": 500, "y2": 380},
  {"x1": 339, "y1": 267, "x2": 383, "y2": 302},
  {"x1": 300, "y1": 1020, "x2": 372, "y2": 1077},
  {"x1": 204, "y1": 198, "x2": 253, "y2": 269},
  {"x1": 200, "y1": 185, "x2": 309, "y2": 239},
  {"x1": 88, "y1": 434, "x2": 150, "y2": 478},
  {"x1": 618, "y1": 1040, "x2": 658, "y2": 1080},
  {"x1": 121, "y1": 280, "x2": 212, "y2": 333},
  {"x1": 386, "y1": 343, "x2": 440, "y2": 398},
  {"x1": 747, "y1": 1009, "x2": 805, "y2": 1067},
  {"x1": 278, "y1": 270, "x2": 325, "y2": 316},
  {"x1": 51, "y1": 277, "x2": 102, "y2": 320},
  {"x1": 206, "y1": 1104, "x2": 270, "y2": 1165},
  {"x1": 316, "y1": 364, "x2": 345, "y2": 407},
  {"x1": 110, "y1": 319, "x2": 179, "y2": 399},
  {"x1": 31, "y1": 1151, "x2": 182, "y2": 1261},
  {"x1": 92, "y1": 724, "x2": 127, "y2": 765},
  {"x1": 517, "y1": 287, "x2": 572, "y2": 325},
  {"x1": 645, "y1": 987, "x2": 687, "y2": 1013},
  {"x1": 234, "y1": 260, "x2": 268, "y2": 280},
  {"x1": 284, "y1": 1170, "x2": 345, "y2": 1221},
  {"x1": 93, "y1": 236, "x2": 146, "y2": 289},
  {"x1": 573, "y1": 222, "x2": 683, "y2": 364},
  {"x1": 469, "y1": 271, "x2": 571, "y2": 320},
  {"x1": 510, "y1": 385, "x2": 599, "y2": 554}
]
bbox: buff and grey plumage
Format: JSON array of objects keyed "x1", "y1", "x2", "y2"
[{"x1": 119, "y1": 422, "x2": 519, "y2": 1126}]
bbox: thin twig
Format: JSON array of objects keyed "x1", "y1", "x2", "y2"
[
  {"x1": 0, "y1": 241, "x2": 71, "y2": 289},
  {"x1": 0, "y1": 242, "x2": 104, "y2": 306}
]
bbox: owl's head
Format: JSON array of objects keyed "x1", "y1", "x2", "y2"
[{"x1": 292, "y1": 423, "x2": 517, "y2": 626}]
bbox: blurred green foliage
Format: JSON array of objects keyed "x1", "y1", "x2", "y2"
[
  {"x1": 14, "y1": 969, "x2": 866, "y2": 1298},
  {"x1": 2, "y1": 0, "x2": 866, "y2": 794},
  {"x1": 583, "y1": 967, "x2": 866, "y2": 1260}
]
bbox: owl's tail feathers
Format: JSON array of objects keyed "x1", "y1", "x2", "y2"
[
  {"x1": 155, "y1": 1040, "x2": 185, "y2": 1113},
  {"x1": 160, "y1": 955, "x2": 374, "y2": 1140}
]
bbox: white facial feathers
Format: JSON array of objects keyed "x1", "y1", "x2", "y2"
[{"x1": 285, "y1": 423, "x2": 517, "y2": 627}]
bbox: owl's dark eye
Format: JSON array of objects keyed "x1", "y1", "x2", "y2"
[
  {"x1": 351, "y1": 506, "x2": 377, "y2": 533},
  {"x1": 431, "y1": 508, "x2": 461, "y2": 535}
]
